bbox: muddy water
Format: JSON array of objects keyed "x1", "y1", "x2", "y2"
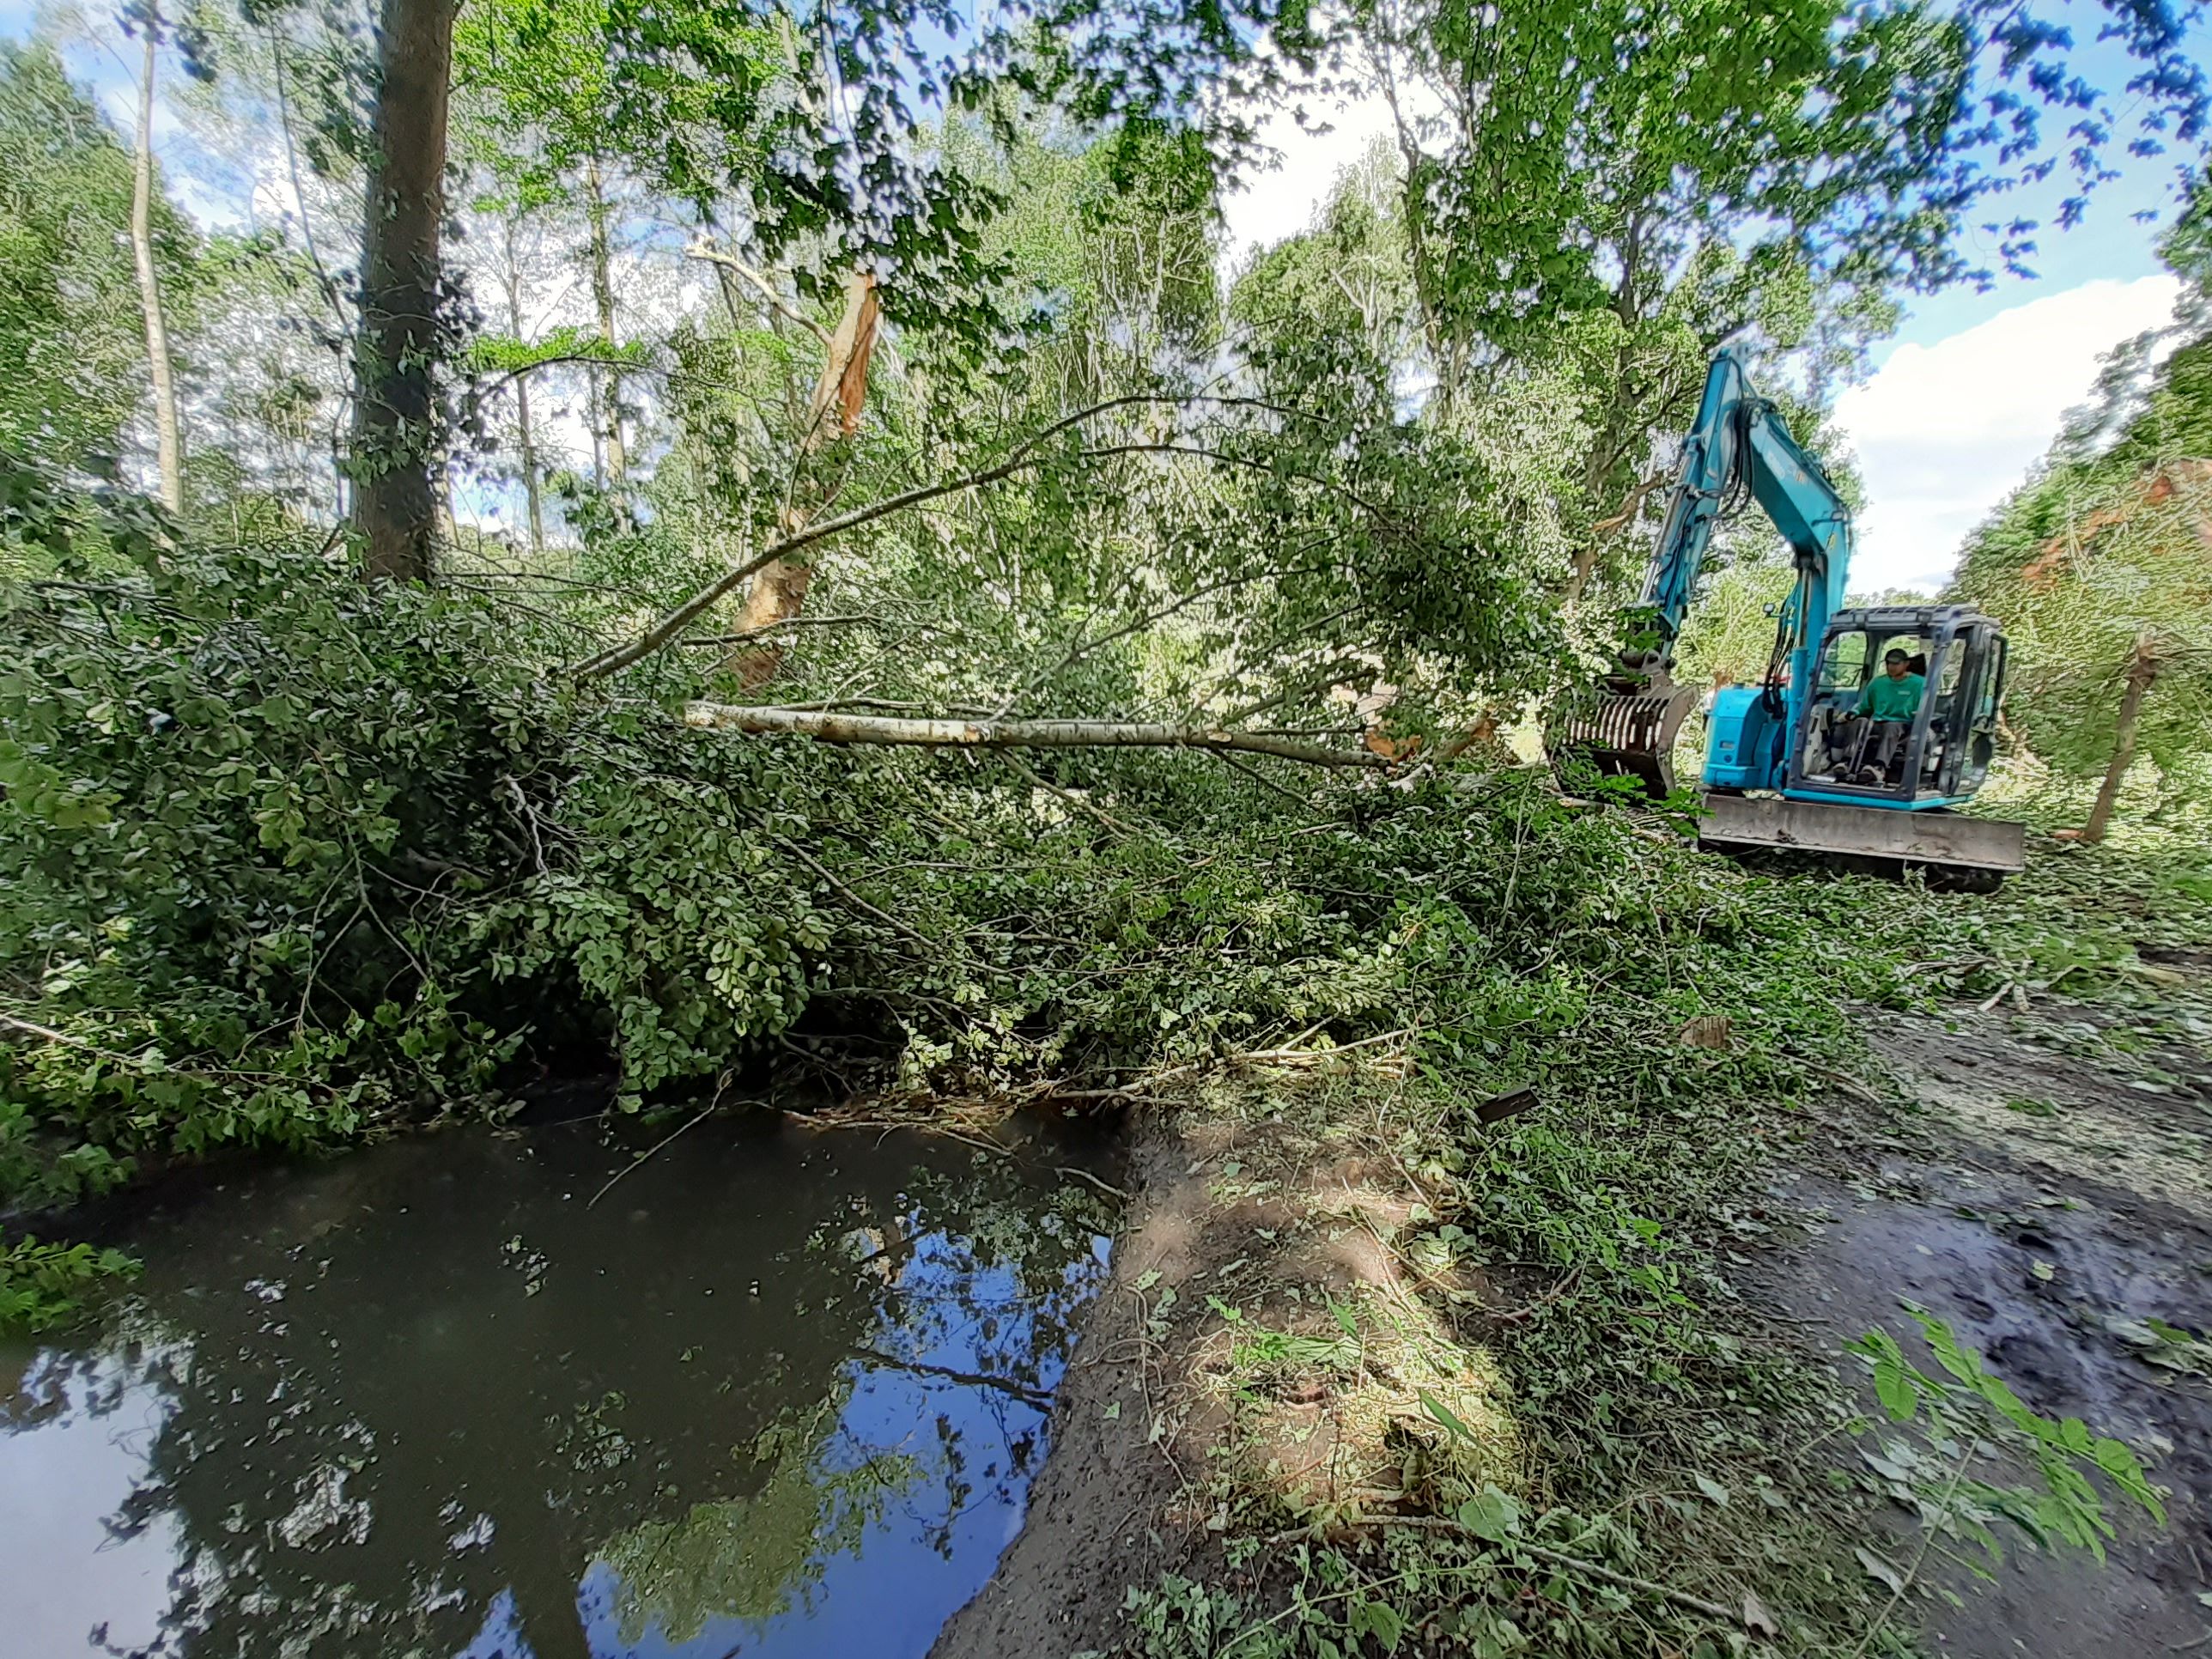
[{"x1": 0, "y1": 1113, "x2": 1118, "y2": 1659}]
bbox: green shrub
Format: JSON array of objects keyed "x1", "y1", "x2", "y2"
[
  {"x1": 0, "y1": 1233, "x2": 137, "y2": 1332},
  {"x1": 3, "y1": 497, "x2": 545, "y2": 1200}
]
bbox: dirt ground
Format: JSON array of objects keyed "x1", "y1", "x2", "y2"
[
  {"x1": 934, "y1": 1000, "x2": 2212, "y2": 1659},
  {"x1": 933, "y1": 1082, "x2": 1498, "y2": 1659},
  {"x1": 1763, "y1": 1006, "x2": 2212, "y2": 1658}
]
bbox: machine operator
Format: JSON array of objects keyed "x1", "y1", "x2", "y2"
[{"x1": 1855, "y1": 647, "x2": 1924, "y2": 783}]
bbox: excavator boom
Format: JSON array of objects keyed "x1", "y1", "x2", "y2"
[{"x1": 1552, "y1": 349, "x2": 1845, "y2": 798}]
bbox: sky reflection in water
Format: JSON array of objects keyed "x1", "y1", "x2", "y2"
[{"x1": 0, "y1": 1115, "x2": 1115, "y2": 1659}]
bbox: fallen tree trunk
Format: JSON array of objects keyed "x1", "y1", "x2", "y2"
[{"x1": 682, "y1": 702, "x2": 1392, "y2": 768}]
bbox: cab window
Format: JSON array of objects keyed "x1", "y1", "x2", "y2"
[
  {"x1": 1876, "y1": 635, "x2": 1929, "y2": 677},
  {"x1": 1936, "y1": 642, "x2": 1965, "y2": 705},
  {"x1": 1817, "y1": 632, "x2": 1868, "y2": 690},
  {"x1": 1976, "y1": 638, "x2": 2007, "y2": 720}
]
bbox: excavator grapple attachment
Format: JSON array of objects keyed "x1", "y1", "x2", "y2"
[{"x1": 1548, "y1": 674, "x2": 1698, "y2": 798}]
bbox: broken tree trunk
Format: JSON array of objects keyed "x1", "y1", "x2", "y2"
[
  {"x1": 683, "y1": 703, "x2": 1391, "y2": 768},
  {"x1": 2080, "y1": 635, "x2": 2159, "y2": 845},
  {"x1": 726, "y1": 269, "x2": 880, "y2": 687}
]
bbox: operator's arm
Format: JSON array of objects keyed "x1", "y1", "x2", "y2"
[{"x1": 1856, "y1": 680, "x2": 1875, "y2": 715}]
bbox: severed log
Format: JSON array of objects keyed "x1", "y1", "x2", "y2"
[{"x1": 682, "y1": 702, "x2": 1393, "y2": 768}]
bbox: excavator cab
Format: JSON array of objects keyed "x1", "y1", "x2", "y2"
[{"x1": 1784, "y1": 605, "x2": 2008, "y2": 805}]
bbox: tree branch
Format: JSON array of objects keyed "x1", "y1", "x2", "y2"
[
  {"x1": 564, "y1": 396, "x2": 1342, "y2": 682},
  {"x1": 684, "y1": 240, "x2": 834, "y2": 345},
  {"x1": 681, "y1": 703, "x2": 1394, "y2": 768},
  {"x1": 848, "y1": 1347, "x2": 1054, "y2": 1407}
]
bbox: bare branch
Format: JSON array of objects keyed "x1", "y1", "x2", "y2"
[
  {"x1": 681, "y1": 703, "x2": 1394, "y2": 768},
  {"x1": 684, "y1": 240, "x2": 833, "y2": 346},
  {"x1": 674, "y1": 613, "x2": 887, "y2": 647}
]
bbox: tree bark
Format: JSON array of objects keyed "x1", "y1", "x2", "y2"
[
  {"x1": 726, "y1": 269, "x2": 879, "y2": 686},
  {"x1": 586, "y1": 155, "x2": 625, "y2": 483},
  {"x1": 131, "y1": 27, "x2": 183, "y2": 514},
  {"x1": 349, "y1": 0, "x2": 460, "y2": 583},
  {"x1": 682, "y1": 702, "x2": 1392, "y2": 767},
  {"x1": 501, "y1": 217, "x2": 544, "y2": 554},
  {"x1": 2081, "y1": 636, "x2": 2158, "y2": 845},
  {"x1": 515, "y1": 374, "x2": 544, "y2": 553}
]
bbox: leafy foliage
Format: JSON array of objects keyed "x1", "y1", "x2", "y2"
[
  {"x1": 0, "y1": 1233, "x2": 138, "y2": 1332},
  {"x1": 0, "y1": 490, "x2": 534, "y2": 1202},
  {"x1": 1954, "y1": 207, "x2": 2212, "y2": 819},
  {"x1": 1851, "y1": 1308, "x2": 2164, "y2": 1570}
]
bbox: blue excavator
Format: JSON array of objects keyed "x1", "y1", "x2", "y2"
[{"x1": 1552, "y1": 347, "x2": 2026, "y2": 882}]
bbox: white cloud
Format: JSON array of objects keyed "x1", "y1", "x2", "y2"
[{"x1": 1834, "y1": 276, "x2": 2182, "y2": 594}]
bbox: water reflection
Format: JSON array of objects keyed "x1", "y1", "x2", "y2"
[{"x1": 0, "y1": 1115, "x2": 1115, "y2": 1658}]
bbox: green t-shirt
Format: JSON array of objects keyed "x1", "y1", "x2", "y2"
[{"x1": 1858, "y1": 670, "x2": 1924, "y2": 720}]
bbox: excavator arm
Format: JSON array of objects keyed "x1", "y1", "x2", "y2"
[{"x1": 1553, "y1": 347, "x2": 1852, "y2": 795}]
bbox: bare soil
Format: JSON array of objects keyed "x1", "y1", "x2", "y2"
[
  {"x1": 1761, "y1": 1006, "x2": 2212, "y2": 1658},
  {"x1": 933, "y1": 1091, "x2": 1477, "y2": 1659}
]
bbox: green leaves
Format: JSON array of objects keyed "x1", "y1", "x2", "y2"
[
  {"x1": 1346, "y1": 1597, "x2": 1405, "y2": 1652},
  {"x1": 1848, "y1": 1308, "x2": 2168, "y2": 1578},
  {"x1": 0, "y1": 488, "x2": 536, "y2": 1201},
  {"x1": 1420, "y1": 1389, "x2": 1480, "y2": 1443},
  {"x1": 1454, "y1": 1484, "x2": 1522, "y2": 1542},
  {"x1": 0, "y1": 1232, "x2": 140, "y2": 1335},
  {"x1": 1873, "y1": 1352, "x2": 1918, "y2": 1423}
]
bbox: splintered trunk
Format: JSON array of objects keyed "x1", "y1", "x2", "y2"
[
  {"x1": 586, "y1": 157, "x2": 625, "y2": 483},
  {"x1": 349, "y1": 0, "x2": 459, "y2": 583},
  {"x1": 726, "y1": 270, "x2": 879, "y2": 688},
  {"x1": 131, "y1": 29, "x2": 183, "y2": 513},
  {"x1": 2081, "y1": 635, "x2": 2159, "y2": 845}
]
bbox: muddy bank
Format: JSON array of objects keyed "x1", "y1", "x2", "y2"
[
  {"x1": 1763, "y1": 1007, "x2": 2212, "y2": 1658},
  {"x1": 933, "y1": 1088, "x2": 1488, "y2": 1659},
  {"x1": 929, "y1": 1118, "x2": 1200, "y2": 1659},
  {"x1": 938, "y1": 1002, "x2": 2212, "y2": 1659}
]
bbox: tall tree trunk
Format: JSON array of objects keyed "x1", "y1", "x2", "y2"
[
  {"x1": 726, "y1": 270, "x2": 879, "y2": 687},
  {"x1": 501, "y1": 219, "x2": 544, "y2": 554},
  {"x1": 131, "y1": 28, "x2": 183, "y2": 514},
  {"x1": 349, "y1": 0, "x2": 459, "y2": 583},
  {"x1": 515, "y1": 374, "x2": 544, "y2": 554},
  {"x1": 2081, "y1": 635, "x2": 2159, "y2": 845},
  {"x1": 586, "y1": 156, "x2": 626, "y2": 483}
]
